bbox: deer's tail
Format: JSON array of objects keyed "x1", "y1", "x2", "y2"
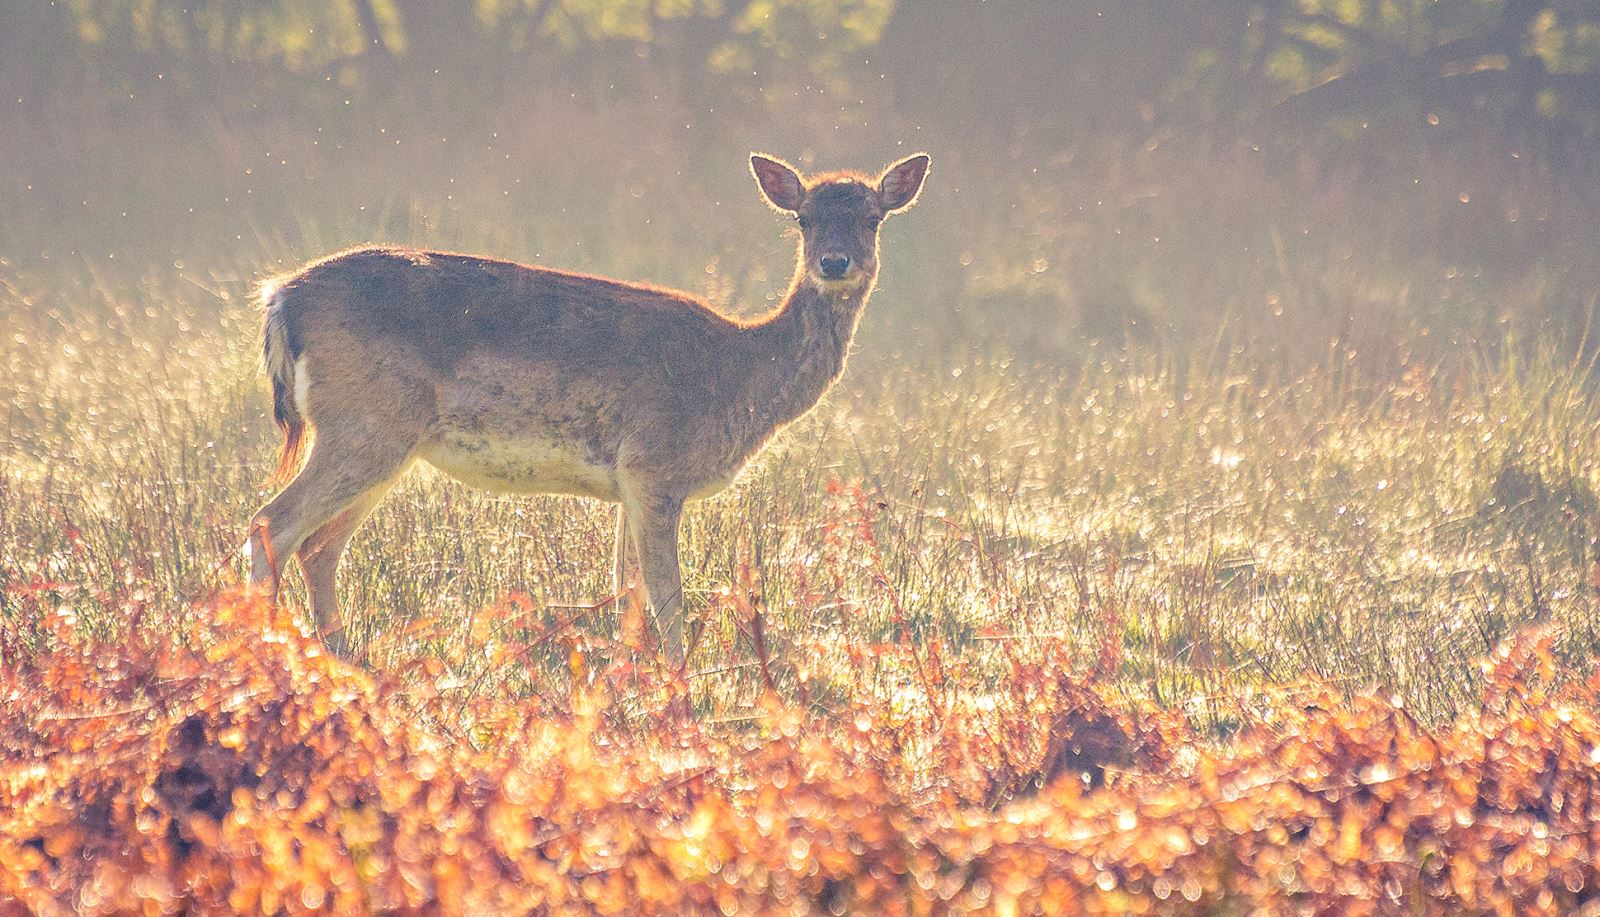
[{"x1": 260, "y1": 279, "x2": 307, "y2": 486}]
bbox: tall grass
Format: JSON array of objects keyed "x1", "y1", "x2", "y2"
[{"x1": 5, "y1": 256, "x2": 1598, "y2": 736}]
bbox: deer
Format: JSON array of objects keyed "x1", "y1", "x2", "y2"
[{"x1": 247, "y1": 151, "x2": 930, "y2": 663}]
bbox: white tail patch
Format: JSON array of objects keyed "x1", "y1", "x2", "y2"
[
  {"x1": 262, "y1": 285, "x2": 294, "y2": 392},
  {"x1": 257, "y1": 276, "x2": 284, "y2": 306},
  {"x1": 293, "y1": 356, "x2": 311, "y2": 415}
]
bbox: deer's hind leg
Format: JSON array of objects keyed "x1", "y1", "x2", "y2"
[
  {"x1": 249, "y1": 430, "x2": 415, "y2": 645},
  {"x1": 294, "y1": 483, "x2": 390, "y2": 653}
]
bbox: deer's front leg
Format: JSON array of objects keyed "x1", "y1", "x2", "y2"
[
  {"x1": 624, "y1": 491, "x2": 686, "y2": 664},
  {"x1": 613, "y1": 505, "x2": 646, "y2": 639},
  {"x1": 613, "y1": 505, "x2": 633, "y2": 595}
]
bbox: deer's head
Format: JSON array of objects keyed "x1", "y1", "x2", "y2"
[{"x1": 751, "y1": 152, "x2": 930, "y2": 292}]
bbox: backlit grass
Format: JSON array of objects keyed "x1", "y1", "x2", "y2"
[{"x1": 5, "y1": 263, "x2": 1598, "y2": 737}]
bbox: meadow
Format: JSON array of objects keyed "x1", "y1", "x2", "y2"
[
  {"x1": 6, "y1": 1, "x2": 1600, "y2": 906},
  {"x1": 5, "y1": 241, "x2": 1599, "y2": 726},
  {"x1": 6, "y1": 228, "x2": 1600, "y2": 911}
]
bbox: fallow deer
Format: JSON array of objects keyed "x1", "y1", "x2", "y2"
[{"x1": 248, "y1": 152, "x2": 930, "y2": 661}]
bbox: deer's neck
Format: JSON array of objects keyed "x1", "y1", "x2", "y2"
[{"x1": 742, "y1": 267, "x2": 872, "y2": 434}]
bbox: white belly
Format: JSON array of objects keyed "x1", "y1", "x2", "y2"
[
  {"x1": 421, "y1": 434, "x2": 620, "y2": 501},
  {"x1": 688, "y1": 467, "x2": 741, "y2": 500}
]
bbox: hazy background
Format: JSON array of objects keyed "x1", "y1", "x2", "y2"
[{"x1": 5, "y1": 0, "x2": 1599, "y2": 373}]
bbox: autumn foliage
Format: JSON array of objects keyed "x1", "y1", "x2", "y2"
[{"x1": 3, "y1": 592, "x2": 1599, "y2": 915}]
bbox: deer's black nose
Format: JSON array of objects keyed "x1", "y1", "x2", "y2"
[{"x1": 820, "y1": 254, "x2": 851, "y2": 279}]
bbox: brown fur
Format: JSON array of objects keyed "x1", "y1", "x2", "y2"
[
  {"x1": 248, "y1": 152, "x2": 930, "y2": 661},
  {"x1": 268, "y1": 416, "x2": 306, "y2": 487},
  {"x1": 262, "y1": 291, "x2": 307, "y2": 485}
]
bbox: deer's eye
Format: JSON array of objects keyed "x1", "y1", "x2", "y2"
[
  {"x1": 868, "y1": 216, "x2": 883, "y2": 230},
  {"x1": 796, "y1": 215, "x2": 812, "y2": 230}
]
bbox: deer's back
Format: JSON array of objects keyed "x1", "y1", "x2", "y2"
[{"x1": 273, "y1": 246, "x2": 735, "y2": 376}]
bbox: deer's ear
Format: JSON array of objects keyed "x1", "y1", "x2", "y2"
[
  {"x1": 877, "y1": 153, "x2": 930, "y2": 213},
  {"x1": 751, "y1": 153, "x2": 805, "y2": 214}
]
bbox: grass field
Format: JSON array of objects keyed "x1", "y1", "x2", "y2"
[
  {"x1": 6, "y1": 237, "x2": 1600, "y2": 911},
  {"x1": 6, "y1": 257, "x2": 1599, "y2": 723},
  {"x1": 8, "y1": 0, "x2": 1600, "y2": 905}
]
